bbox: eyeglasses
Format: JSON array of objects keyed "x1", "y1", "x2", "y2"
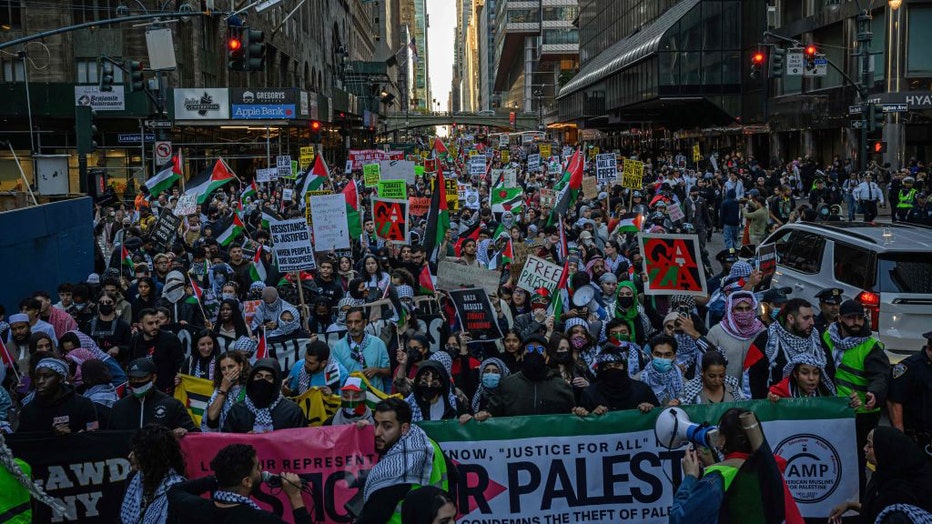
[{"x1": 525, "y1": 344, "x2": 546, "y2": 354}]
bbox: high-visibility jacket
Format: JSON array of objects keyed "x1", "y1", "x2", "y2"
[
  {"x1": 388, "y1": 438, "x2": 450, "y2": 524},
  {"x1": 897, "y1": 188, "x2": 918, "y2": 209},
  {"x1": 0, "y1": 458, "x2": 33, "y2": 524},
  {"x1": 823, "y1": 332, "x2": 882, "y2": 414}
]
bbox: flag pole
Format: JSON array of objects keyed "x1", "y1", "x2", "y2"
[{"x1": 294, "y1": 270, "x2": 310, "y2": 332}]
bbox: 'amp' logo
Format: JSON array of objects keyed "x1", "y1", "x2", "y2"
[{"x1": 775, "y1": 433, "x2": 842, "y2": 504}]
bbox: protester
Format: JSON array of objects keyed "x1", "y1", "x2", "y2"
[
  {"x1": 488, "y1": 335, "x2": 574, "y2": 417},
  {"x1": 681, "y1": 351, "x2": 745, "y2": 405},
  {"x1": 324, "y1": 376, "x2": 373, "y2": 426},
  {"x1": 331, "y1": 308, "x2": 391, "y2": 393},
  {"x1": 400, "y1": 486, "x2": 457, "y2": 524},
  {"x1": 405, "y1": 359, "x2": 461, "y2": 422},
  {"x1": 283, "y1": 339, "x2": 347, "y2": 396},
  {"x1": 108, "y1": 358, "x2": 198, "y2": 434},
  {"x1": 128, "y1": 309, "x2": 185, "y2": 394},
  {"x1": 574, "y1": 348, "x2": 657, "y2": 415},
  {"x1": 16, "y1": 357, "x2": 98, "y2": 435},
  {"x1": 635, "y1": 334, "x2": 686, "y2": 406},
  {"x1": 222, "y1": 358, "x2": 306, "y2": 433},
  {"x1": 202, "y1": 351, "x2": 251, "y2": 432},
  {"x1": 120, "y1": 424, "x2": 186, "y2": 524}
]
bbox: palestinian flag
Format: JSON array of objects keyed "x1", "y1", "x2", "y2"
[
  {"x1": 556, "y1": 215, "x2": 568, "y2": 263},
  {"x1": 260, "y1": 206, "x2": 283, "y2": 231},
  {"x1": 216, "y1": 214, "x2": 246, "y2": 247},
  {"x1": 296, "y1": 154, "x2": 329, "y2": 208},
  {"x1": 249, "y1": 247, "x2": 268, "y2": 283},
  {"x1": 0, "y1": 338, "x2": 15, "y2": 375},
  {"x1": 453, "y1": 222, "x2": 481, "y2": 256},
  {"x1": 616, "y1": 214, "x2": 645, "y2": 234},
  {"x1": 489, "y1": 237, "x2": 513, "y2": 270},
  {"x1": 252, "y1": 328, "x2": 268, "y2": 362},
  {"x1": 432, "y1": 137, "x2": 448, "y2": 159},
  {"x1": 418, "y1": 265, "x2": 435, "y2": 294},
  {"x1": 121, "y1": 245, "x2": 134, "y2": 270},
  {"x1": 184, "y1": 158, "x2": 237, "y2": 204},
  {"x1": 187, "y1": 275, "x2": 204, "y2": 307},
  {"x1": 240, "y1": 180, "x2": 258, "y2": 206},
  {"x1": 548, "y1": 259, "x2": 570, "y2": 320},
  {"x1": 145, "y1": 151, "x2": 183, "y2": 197},
  {"x1": 342, "y1": 180, "x2": 363, "y2": 239},
  {"x1": 547, "y1": 149, "x2": 583, "y2": 226},
  {"x1": 490, "y1": 185, "x2": 524, "y2": 215},
  {"x1": 173, "y1": 374, "x2": 213, "y2": 426},
  {"x1": 423, "y1": 165, "x2": 451, "y2": 262}
]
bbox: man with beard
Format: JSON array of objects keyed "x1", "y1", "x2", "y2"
[
  {"x1": 31, "y1": 291, "x2": 76, "y2": 339},
  {"x1": 744, "y1": 298, "x2": 831, "y2": 399},
  {"x1": 331, "y1": 308, "x2": 391, "y2": 393},
  {"x1": 128, "y1": 309, "x2": 185, "y2": 394},
  {"x1": 488, "y1": 335, "x2": 574, "y2": 417},
  {"x1": 813, "y1": 287, "x2": 843, "y2": 333},
  {"x1": 108, "y1": 358, "x2": 197, "y2": 433},
  {"x1": 573, "y1": 349, "x2": 658, "y2": 415},
  {"x1": 223, "y1": 358, "x2": 306, "y2": 433},
  {"x1": 356, "y1": 398, "x2": 456, "y2": 524},
  {"x1": 17, "y1": 357, "x2": 98, "y2": 435},
  {"x1": 822, "y1": 300, "x2": 891, "y2": 492},
  {"x1": 168, "y1": 443, "x2": 310, "y2": 523}
]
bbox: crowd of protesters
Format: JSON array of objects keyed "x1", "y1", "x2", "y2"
[{"x1": 1, "y1": 139, "x2": 931, "y2": 524}]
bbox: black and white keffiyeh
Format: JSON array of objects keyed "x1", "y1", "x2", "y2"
[
  {"x1": 120, "y1": 470, "x2": 185, "y2": 524},
  {"x1": 873, "y1": 504, "x2": 932, "y2": 524},
  {"x1": 680, "y1": 375, "x2": 745, "y2": 405},
  {"x1": 782, "y1": 352, "x2": 836, "y2": 396},
  {"x1": 244, "y1": 393, "x2": 284, "y2": 428},
  {"x1": 764, "y1": 321, "x2": 825, "y2": 377},
  {"x1": 407, "y1": 390, "x2": 457, "y2": 422},
  {"x1": 212, "y1": 489, "x2": 263, "y2": 511},
  {"x1": 363, "y1": 424, "x2": 434, "y2": 502},
  {"x1": 639, "y1": 364, "x2": 685, "y2": 405}
]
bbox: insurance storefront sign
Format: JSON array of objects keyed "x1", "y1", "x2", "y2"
[{"x1": 231, "y1": 88, "x2": 297, "y2": 119}]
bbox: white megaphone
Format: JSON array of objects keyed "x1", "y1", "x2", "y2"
[{"x1": 654, "y1": 406, "x2": 720, "y2": 450}]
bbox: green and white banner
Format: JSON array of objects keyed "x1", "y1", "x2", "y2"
[{"x1": 419, "y1": 398, "x2": 857, "y2": 523}]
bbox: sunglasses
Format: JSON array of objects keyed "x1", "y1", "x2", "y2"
[{"x1": 525, "y1": 344, "x2": 546, "y2": 355}]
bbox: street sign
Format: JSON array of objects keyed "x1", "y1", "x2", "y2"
[
  {"x1": 145, "y1": 120, "x2": 173, "y2": 129},
  {"x1": 849, "y1": 105, "x2": 863, "y2": 115},
  {"x1": 803, "y1": 55, "x2": 828, "y2": 77},
  {"x1": 787, "y1": 52, "x2": 804, "y2": 76},
  {"x1": 154, "y1": 140, "x2": 172, "y2": 165},
  {"x1": 850, "y1": 120, "x2": 864, "y2": 129},
  {"x1": 882, "y1": 103, "x2": 908, "y2": 113}
]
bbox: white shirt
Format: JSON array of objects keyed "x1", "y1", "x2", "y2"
[{"x1": 853, "y1": 181, "x2": 884, "y2": 204}]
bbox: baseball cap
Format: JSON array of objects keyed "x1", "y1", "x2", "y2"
[
  {"x1": 341, "y1": 376, "x2": 367, "y2": 392},
  {"x1": 127, "y1": 358, "x2": 156, "y2": 378},
  {"x1": 839, "y1": 300, "x2": 865, "y2": 318},
  {"x1": 761, "y1": 286, "x2": 792, "y2": 305}
]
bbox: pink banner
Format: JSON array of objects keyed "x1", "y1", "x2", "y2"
[{"x1": 180, "y1": 425, "x2": 376, "y2": 523}]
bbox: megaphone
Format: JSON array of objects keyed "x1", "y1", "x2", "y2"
[
  {"x1": 572, "y1": 284, "x2": 597, "y2": 309},
  {"x1": 654, "y1": 407, "x2": 719, "y2": 450}
]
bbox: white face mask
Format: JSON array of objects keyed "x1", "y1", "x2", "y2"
[
  {"x1": 222, "y1": 292, "x2": 236, "y2": 300},
  {"x1": 130, "y1": 381, "x2": 153, "y2": 398}
]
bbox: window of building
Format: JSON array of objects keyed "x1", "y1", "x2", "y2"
[
  {"x1": 543, "y1": 29, "x2": 578, "y2": 45},
  {"x1": 543, "y1": 6, "x2": 578, "y2": 22},
  {"x1": 2, "y1": 58, "x2": 24, "y2": 82},
  {"x1": 0, "y1": 0, "x2": 21, "y2": 29},
  {"x1": 507, "y1": 9, "x2": 539, "y2": 24},
  {"x1": 76, "y1": 58, "x2": 124, "y2": 85},
  {"x1": 907, "y1": 4, "x2": 932, "y2": 75},
  {"x1": 73, "y1": 0, "x2": 116, "y2": 24}
]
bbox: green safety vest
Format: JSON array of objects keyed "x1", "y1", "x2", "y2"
[
  {"x1": 897, "y1": 188, "x2": 917, "y2": 209},
  {"x1": 0, "y1": 459, "x2": 33, "y2": 524},
  {"x1": 704, "y1": 463, "x2": 739, "y2": 491},
  {"x1": 388, "y1": 438, "x2": 450, "y2": 524},
  {"x1": 822, "y1": 331, "x2": 882, "y2": 414}
]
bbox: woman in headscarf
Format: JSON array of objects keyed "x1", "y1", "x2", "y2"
[
  {"x1": 829, "y1": 427, "x2": 932, "y2": 524},
  {"x1": 547, "y1": 332, "x2": 594, "y2": 404},
  {"x1": 680, "y1": 351, "x2": 745, "y2": 405},
  {"x1": 405, "y1": 359, "x2": 461, "y2": 422},
  {"x1": 614, "y1": 281, "x2": 657, "y2": 346},
  {"x1": 574, "y1": 347, "x2": 658, "y2": 415},
  {"x1": 58, "y1": 330, "x2": 126, "y2": 387},
  {"x1": 767, "y1": 352, "x2": 861, "y2": 408},
  {"x1": 202, "y1": 351, "x2": 251, "y2": 432},
  {"x1": 400, "y1": 486, "x2": 457, "y2": 524},
  {"x1": 564, "y1": 318, "x2": 600, "y2": 371},
  {"x1": 250, "y1": 286, "x2": 301, "y2": 338},
  {"x1": 463, "y1": 356, "x2": 509, "y2": 422},
  {"x1": 705, "y1": 290, "x2": 766, "y2": 391}
]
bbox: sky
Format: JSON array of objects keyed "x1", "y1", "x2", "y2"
[{"x1": 426, "y1": 0, "x2": 455, "y2": 112}]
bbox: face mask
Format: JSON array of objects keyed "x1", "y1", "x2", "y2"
[
  {"x1": 417, "y1": 384, "x2": 441, "y2": 401},
  {"x1": 555, "y1": 351, "x2": 574, "y2": 364},
  {"x1": 406, "y1": 348, "x2": 424, "y2": 364},
  {"x1": 570, "y1": 335, "x2": 588, "y2": 350},
  {"x1": 617, "y1": 296, "x2": 635, "y2": 309},
  {"x1": 733, "y1": 310, "x2": 757, "y2": 326},
  {"x1": 522, "y1": 352, "x2": 549, "y2": 380},
  {"x1": 73, "y1": 302, "x2": 88, "y2": 311},
  {"x1": 247, "y1": 379, "x2": 277, "y2": 407},
  {"x1": 770, "y1": 307, "x2": 781, "y2": 320},
  {"x1": 98, "y1": 304, "x2": 114, "y2": 315},
  {"x1": 609, "y1": 333, "x2": 630, "y2": 345},
  {"x1": 481, "y1": 372, "x2": 501, "y2": 389},
  {"x1": 222, "y1": 292, "x2": 236, "y2": 300},
  {"x1": 652, "y1": 357, "x2": 674, "y2": 374},
  {"x1": 599, "y1": 367, "x2": 629, "y2": 386},
  {"x1": 130, "y1": 381, "x2": 153, "y2": 398},
  {"x1": 341, "y1": 398, "x2": 367, "y2": 416}
]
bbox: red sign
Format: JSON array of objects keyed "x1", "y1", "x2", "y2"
[
  {"x1": 637, "y1": 233, "x2": 708, "y2": 296},
  {"x1": 371, "y1": 197, "x2": 409, "y2": 241},
  {"x1": 408, "y1": 196, "x2": 431, "y2": 216}
]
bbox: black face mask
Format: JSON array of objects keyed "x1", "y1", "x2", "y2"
[
  {"x1": 98, "y1": 304, "x2": 114, "y2": 316},
  {"x1": 407, "y1": 349, "x2": 424, "y2": 364},
  {"x1": 554, "y1": 351, "x2": 573, "y2": 364},
  {"x1": 617, "y1": 296, "x2": 635, "y2": 309},
  {"x1": 247, "y1": 379, "x2": 277, "y2": 408},
  {"x1": 416, "y1": 384, "x2": 441, "y2": 402},
  {"x1": 522, "y1": 353, "x2": 549, "y2": 381},
  {"x1": 598, "y1": 368, "x2": 630, "y2": 388}
]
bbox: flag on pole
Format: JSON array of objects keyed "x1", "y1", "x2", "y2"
[
  {"x1": 215, "y1": 214, "x2": 246, "y2": 247},
  {"x1": 409, "y1": 37, "x2": 419, "y2": 63},
  {"x1": 121, "y1": 245, "x2": 134, "y2": 270},
  {"x1": 252, "y1": 328, "x2": 268, "y2": 362},
  {"x1": 249, "y1": 247, "x2": 268, "y2": 283},
  {"x1": 418, "y1": 265, "x2": 435, "y2": 294},
  {"x1": 616, "y1": 214, "x2": 645, "y2": 234},
  {"x1": 296, "y1": 154, "x2": 329, "y2": 209},
  {"x1": 547, "y1": 149, "x2": 583, "y2": 226},
  {"x1": 240, "y1": 180, "x2": 258, "y2": 206},
  {"x1": 342, "y1": 180, "x2": 363, "y2": 239},
  {"x1": 556, "y1": 215, "x2": 568, "y2": 263},
  {"x1": 423, "y1": 165, "x2": 450, "y2": 262},
  {"x1": 548, "y1": 259, "x2": 570, "y2": 320},
  {"x1": 188, "y1": 275, "x2": 204, "y2": 306},
  {"x1": 0, "y1": 338, "x2": 15, "y2": 372},
  {"x1": 453, "y1": 222, "x2": 481, "y2": 256},
  {"x1": 260, "y1": 206, "x2": 283, "y2": 231},
  {"x1": 183, "y1": 158, "x2": 237, "y2": 204},
  {"x1": 145, "y1": 151, "x2": 183, "y2": 197},
  {"x1": 432, "y1": 137, "x2": 448, "y2": 158}
]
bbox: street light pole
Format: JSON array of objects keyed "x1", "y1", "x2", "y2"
[{"x1": 855, "y1": 8, "x2": 873, "y2": 172}]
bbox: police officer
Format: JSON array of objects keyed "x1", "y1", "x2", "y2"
[
  {"x1": 708, "y1": 248, "x2": 738, "y2": 294},
  {"x1": 906, "y1": 192, "x2": 932, "y2": 226},
  {"x1": 887, "y1": 331, "x2": 932, "y2": 457},
  {"x1": 814, "y1": 287, "x2": 843, "y2": 333},
  {"x1": 895, "y1": 176, "x2": 918, "y2": 223}
]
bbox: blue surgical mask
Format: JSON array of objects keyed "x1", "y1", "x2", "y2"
[
  {"x1": 222, "y1": 292, "x2": 236, "y2": 300},
  {"x1": 481, "y1": 372, "x2": 501, "y2": 389},
  {"x1": 651, "y1": 357, "x2": 674, "y2": 374},
  {"x1": 770, "y1": 307, "x2": 781, "y2": 320}
]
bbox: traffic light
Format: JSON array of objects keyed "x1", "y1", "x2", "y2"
[
  {"x1": 869, "y1": 104, "x2": 885, "y2": 132},
  {"x1": 750, "y1": 50, "x2": 765, "y2": 79},
  {"x1": 805, "y1": 45, "x2": 817, "y2": 70},
  {"x1": 75, "y1": 105, "x2": 98, "y2": 155},
  {"x1": 770, "y1": 47, "x2": 787, "y2": 78},
  {"x1": 99, "y1": 60, "x2": 114, "y2": 92},
  {"x1": 244, "y1": 28, "x2": 266, "y2": 71},
  {"x1": 870, "y1": 140, "x2": 887, "y2": 154},
  {"x1": 310, "y1": 120, "x2": 322, "y2": 142},
  {"x1": 227, "y1": 25, "x2": 245, "y2": 70},
  {"x1": 126, "y1": 60, "x2": 144, "y2": 93}
]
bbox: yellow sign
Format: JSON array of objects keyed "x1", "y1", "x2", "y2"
[
  {"x1": 445, "y1": 178, "x2": 459, "y2": 211},
  {"x1": 469, "y1": 149, "x2": 478, "y2": 157},
  {"x1": 622, "y1": 159, "x2": 644, "y2": 189},
  {"x1": 363, "y1": 163, "x2": 381, "y2": 187},
  {"x1": 539, "y1": 144, "x2": 551, "y2": 158},
  {"x1": 692, "y1": 144, "x2": 702, "y2": 162},
  {"x1": 588, "y1": 146, "x2": 600, "y2": 160},
  {"x1": 420, "y1": 150, "x2": 429, "y2": 159},
  {"x1": 501, "y1": 149, "x2": 510, "y2": 164},
  {"x1": 299, "y1": 146, "x2": 315, "y2": 169}
]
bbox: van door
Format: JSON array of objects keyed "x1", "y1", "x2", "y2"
[{"x1": 769, "y1": 228, "x2": 827, "y2": 305}]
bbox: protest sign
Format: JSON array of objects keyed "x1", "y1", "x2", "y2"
[
  {"x1": 415, "y1": 165, "x2": 425, "y2": 178},
  {"x1": 276, "y1": 155, "x2": 292, "y2": 178},
  {"x1": 469, "y1": 157, "x2": 486, "y2": 176},
  {"x1": 516, "y1": 255, "x2": 564, "y2": 294},
  {"x1": 419, "y1": 397, "x2": 858, "y2": 523},
  {"x1": 757, "y1": 243, "x2": 777, "y2": 277},
  {"x1": 299, "y1": 146, "x2": 315, "y2": 169},
  {"x1": 637, "y1": 233, "x2": 707, "y2": 296},
  {"x1": 500, "y1": 149, "x2": 510, "y2": 164},
  {"x1": 539, "y1": 143, "x2": 551, "y2": 158},
  {"x1": 408, "y1": 196, "x2": 431, "y2": 216},
  {"x1": 173, "y1": 194, "x2": 198, "y2": 216},
  {"x1": 511, "y1": 239, "x2": 541, "y2": 275},
  {"x1": 371, "y1": 197, "x2": 409, "y2": 241},
  {"x1": 445, "y1": 178, "x2": 460, "y2": 211},
  {"x1": 379, "y1": 159, "x2": 416, "y2": 185},
  {"x1": 150, "y1": 211, "x2": 181, "y2": 247},
  {"x1": 666, "y1": 202, "x2": 685, "y2": 222},
  {"x1": 581, "y1": 176, "x2": 599, "y2": 198},
  {"x1": 347, "y1": 149, "x2": 403, "y2": 170},
  {"x1": 562, "y1": 146, "x2": 573, "y2": 159},
  {"x1": 6, "y1": 430, "x2": 135, "y2": 523},
  {"x1": 345, "y1": 160, "x2": 353, "y2": 174},
  {"x1": 180, "y1": 426, "x2": 377, "y2": 524},
  {"x1": 310, "y1": 193, "x2": 350, "y2": 250},
  {"x1": 692, "y1": 143, "x2": 702, "y2": 162},
  {"x1": 539, "y1": 188, "x2": 556, "y2": 208},
  {"x1": 596, "y1": 152, "x2": 618, "y2": 183},
  {"x1": 448, "y1": 288, "x2": 503, "y2": 340},
  {"x1": 281, "y1": 188, "x2": 293, "y2": 203},
  {"x1": 622, "y1": 158, "x2": 645, "y2": 189},
  {"x1": 424, "y1": 158, "x2": 437, "y2": 173},
  {"x1": 270, "y1": 218, "x2": 317, "y2": 271},
  {"x1": 362, "y1": 163, "x2": 380, "y2": 187},
  {"x1": 498, "y1": 134, "x2": 508, "y2": 148},
  {"x1": 527, "y1": 153, "x2": 541, "y2": 172},
  {"x1": 436, "y1": 259, "x2": 501, "y2": 295},
  {"x1": 503, "y1": 168, "x2": 517, "y2": 188},
  {"x1": 461, "y1": 184, "x2": 480, "y2": 210},
  {"x1": 377, "y1": 179, "x2": 407, "y2": 199}
]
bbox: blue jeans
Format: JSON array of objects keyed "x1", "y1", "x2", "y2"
[
  {"x1": 845, "y1": 193, "x2": 857, "y2": 220},
  {"x1": 723, "y1": 224, "x2": 739, "y2": 249}
]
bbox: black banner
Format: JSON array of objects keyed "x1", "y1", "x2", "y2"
[
  {"x1": 448, "y1": 288, "x2": 502, "y2": 341},
  {"x1": 6, "y1": 430, "x2": 135, "y2": 522},
  {"x1": 149, "y1": 211, "x2": 181, "y2": 248}
]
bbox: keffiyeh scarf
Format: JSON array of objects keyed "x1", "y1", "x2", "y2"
[
  {"x1": 720, "y1": 293, "x2": 765, "y2": 341},
  {"x1": 348, "y1": 334, "x2": 372, "y2": 369},
  {"x1": 407, "y1": 391, "x2": 457, "y2": 422},
  {"x1": 363, "y1": 424, "x2": 434, "y2": 502},
  {"x1": 471, "y1": 357, "x2": 510, "y2": 413},
  {"x1": 639, "y1": 364, "x2": 685, "y2": 405},
  {"x1": 827, "y1": 323, "x2": 872, "y2": 370},
  {"x1": 244, "y1": 393, "x2": 284, "y2": 429},
  {"x1": 212, "y1": 489, "x2": 263, "y2": 511},
  {"x1": 764, "y1": 321, "x2": 825, "y2": 377},
  {"x1": 120, "y1": 470, "x2": 185, "y2": 524},
  {"x1": 783, "y1": 352, "x2": 836, "y2": 396}
]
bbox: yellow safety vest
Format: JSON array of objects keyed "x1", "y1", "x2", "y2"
[
  {"x1": 822, "y1": 331, "x2": 882, "y2": 414},
  {"x1": 388, "y1": 438, "x2": 450, "y2": 524}
]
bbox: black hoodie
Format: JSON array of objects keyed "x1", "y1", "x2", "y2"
[
  {"x1": 17, "y1": 385, "x2": 98, "y2": 434},
  {"x1": 407, "y1": 360, "x2": 461, "y2": 421},
  {"x1": 222, "y1": 358, "x2": 307, "y2": 433},
  {"x1": 859, "y1": 426, "x2": 932, "y2": 524}
]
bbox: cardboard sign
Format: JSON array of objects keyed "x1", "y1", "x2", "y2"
[
  {"x1": 377, "y1": 179, "x2": 407, "y2": 199},
  {"x1": 445, "y1": 178, "x2": 460, "y2": 211},
  {"x1": 448, "y1": 288, "x2": 503, "y2": 341},
  {"x1": 299, "y1": 146, "x2": 315, "y2": 169},
  {"x1": 637, "y1": 233, "x2": 707, "y2": 296},
  {"x1": 539, "y1": 188, "x2": 556, "y2": 208},
  {"x1": 269, "y1": 218, "x2": 317, "y2": 271},
  {"x1": 667, "y1": 202, "x2": 685, "y2": 222},
  {"x1": 539, "y1": 143, "x2": 551, "y2": 158},
  {"x1": 309, "y1": 194, "x2": 350, "y2": 250},
  {"x1": 150, "y1": 211, "x2": 181, "y2": 247},
  {"x1": 408, "y1": 196, "x2": 431, "y2": 216},
  {"x1": 281, "y1": 188, "x2": 293, "y2": 203},
  {"x1": 527, "y1": 153, "x2": 541, "y2": 172},
  {"x1": 516, "y1": 255, "x2": 564, "y2": 295},
  {"x1": 363, "y1": 163, "x2": 381, "y2": 186},
  {"x1": 173, "y1": 194, "x2": 198, "y2": 216},
  {"x1": 371, "y1": 197, "x2": 409, "y2": 241},
  {"x1": 436, "y1": 259, "x2": 501, "y2": 296},
  {"x1": 622, "y1": 159, "x2": 645, "y2": 189},
  {"x1": 581, "y1": 176, "x2": 599, "y2": 198},
  {"x1": 596, "y1": 153, "x2": 618, "y2": 183},
  {"x1": 276, "y1": 155, "x2": 292, "y2": 178},
  {"x1": 379, "y1": 160, "x2": 416, "y2": 185}
]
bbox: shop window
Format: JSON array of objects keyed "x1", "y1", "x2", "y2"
[{"x1": 2, "y1": 58, "x2": 24, "y2": 82}]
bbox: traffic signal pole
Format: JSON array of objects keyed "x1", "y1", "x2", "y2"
[{"x1": 855, "y1": 10, "x2": 873, "y2": 173}]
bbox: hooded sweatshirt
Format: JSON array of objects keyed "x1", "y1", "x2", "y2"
[
  {"x1": 405, "y1": 360, "x2": 460, "y2": 422},
  {"x1": 222, "y1": 358, "x2": 307, "y2": 433}
]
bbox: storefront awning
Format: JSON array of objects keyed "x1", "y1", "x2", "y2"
[{"x1": 558, "y1": 0, "x2": 701, "y2": 99}]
